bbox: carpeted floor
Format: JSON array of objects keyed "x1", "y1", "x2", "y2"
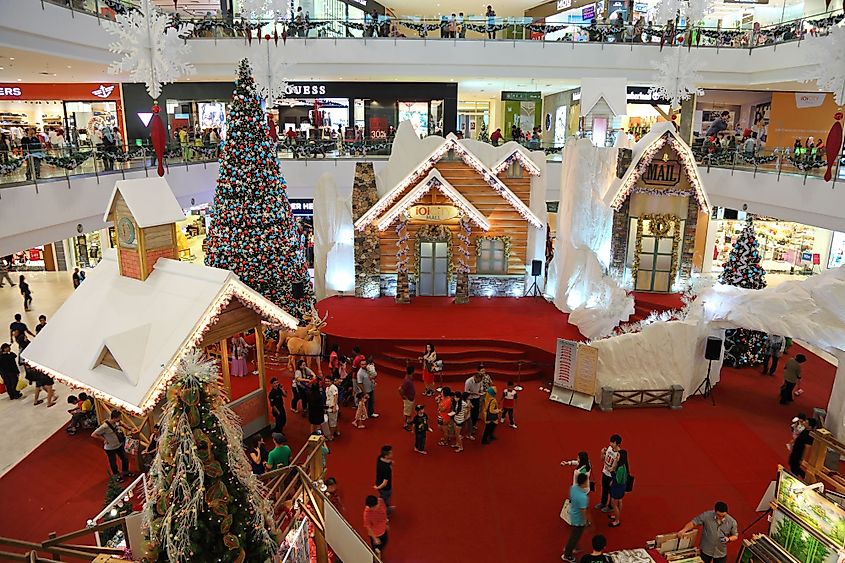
[{"x1": 0, "y1": 342, "x2": 834, "y2": 562}]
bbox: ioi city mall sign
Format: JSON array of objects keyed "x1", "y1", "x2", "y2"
[{"x1": 409, "y1": 205, "x2": 460, "y2": 222}]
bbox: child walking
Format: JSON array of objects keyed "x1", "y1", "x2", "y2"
[
  {"x1": 502, "y1": 381, "x2": 518, "y2": 429},
  {"x1": 412, "y1": 404, "x2": 433, "y2": 454},
  {"x1": 353, "y1": 392, "x2": 369, "y2": 429},
  {"x1": 451, "y1": 392, "x2": 471, "y2": 453},
  {"x1": 788, "y1": 413, "x2": 807, "y2": 451}
]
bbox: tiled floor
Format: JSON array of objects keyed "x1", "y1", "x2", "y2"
[{"x1": 0, "y1": 271, "x2": 75, "y2": 477}]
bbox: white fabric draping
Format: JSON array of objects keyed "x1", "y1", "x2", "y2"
[{"x1": 313, "y1": 173, "x2": 354, "y2": 299}]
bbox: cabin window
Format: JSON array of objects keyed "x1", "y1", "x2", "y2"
[
  {"x1": 507, "y1": 161, "x2": 523, "y2": 178},
  {"x1": 477, "y1": 238, "x2": 508, "y2": 274}
]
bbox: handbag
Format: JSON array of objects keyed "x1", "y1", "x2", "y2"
[
  {"x1": 560, "y1": 498, "x2": 573, "y2": 524},
  {"x1": 431, "y1": 359, "x2": 443, "y2": 372},
  {"x1": 16, "y1": 378, "x2": 28, "y2": 392},
  {"x1": 626, "y1": 474, "x2": 635, "y2": 492}
]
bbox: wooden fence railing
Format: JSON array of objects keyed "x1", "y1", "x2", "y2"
[{"x1": 599, "y1": 385, "x2": 684, "y2": 411}]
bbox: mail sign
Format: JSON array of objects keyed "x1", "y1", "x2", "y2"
[
  {"x1": 641, "y1": 160, "x2": 682, "y2": 187},
  {"x1": 409, "y1": 205, "x2": 460, "y2": 222}
]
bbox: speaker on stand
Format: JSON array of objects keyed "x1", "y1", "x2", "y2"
[
  {"x1": 694, "y1": 336, "x2": 722, "y2": 406},
  {"x1": 525, "y1": 260, "x2": 542, "y2": 297}
]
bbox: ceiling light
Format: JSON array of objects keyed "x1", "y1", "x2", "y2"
[
  {"x1": 67, "y1": 65, "x2": 72, "y2": 69},
  {"x1": 0, "y1": 67, "x2": 4, "y2": 70},
  {"x1": 17, "y1": 78, "x2": 22, "y2": 82},
  {"x1": 9, "y1": 57, "x2": 14, "y2": 61}
]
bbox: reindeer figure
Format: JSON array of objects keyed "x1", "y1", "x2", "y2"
[
  {"x1": 275, "y1": 308, "x2": 315, "y2": 354},
  {"x1": 286, "y1": 308, "x2": 328, "y2": 376}
]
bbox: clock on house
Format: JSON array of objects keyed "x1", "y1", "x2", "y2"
[{"x1": 117, "y1": 216, "x2": 137, "y2": 247}]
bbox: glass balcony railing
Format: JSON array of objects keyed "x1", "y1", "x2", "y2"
[
  {"x1": 36, "y1": 0, "x2": 845, "y2": 51},
  {"x1": 1, "y1": 138, "x2": 842, "y2": 190}
]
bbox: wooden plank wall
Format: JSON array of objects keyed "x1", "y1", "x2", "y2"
[
  {"x1": 378, "y1": 160, "x2": 531, "y2": 275},
  {"x1": 200, "y1": 299, "x2": 261, "y2": 348},
  {"x1": 143, "y1": 224, "x2": 175, "y2": 250}
]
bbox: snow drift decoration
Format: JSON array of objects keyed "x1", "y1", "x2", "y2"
[
  {"x1": 105, "y1": 0, "x2": 196, "y2": 99},
  {"x1": 549, "y1": 138, "x2": 633, "y2": 339},
  {"x1": 250, "y1": 46, "x2": 288, "y2": 104},
  {"x1": 649, "y1": 47, "x2": 705, "y2": 108},
  {"x1": 654, "y1": 0, "x2": 715, "y2": 25},
  {"x1": 801, "y1": 23, "x2": 845, "y2": 105}
]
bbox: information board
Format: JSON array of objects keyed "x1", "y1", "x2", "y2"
[
  {"x1": 574, "y1": 343, "x2": 599, "y2": 396},
  {"x1": 553, "y1": 339, "x2": 578, "y2": 388}
]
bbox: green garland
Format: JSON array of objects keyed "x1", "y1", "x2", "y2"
[
  {"x1": 43, "y1": 150, "x2": 93, "y2": 170},
  {"x1": 414, "y1": 225, "x2": 453, "y2": 281}
]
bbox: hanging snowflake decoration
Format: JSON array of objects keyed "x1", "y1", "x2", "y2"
[
  {"x1": 241, "y1": 0, "x2": 287, "y2": 20},
  {"x1": 249, "y1": 50, "x2": 288, "y2": 104},
  {"x1": 649, "y1": 47, "x2": 705, "y2": 107},
  {"x1": 105, "y1": 0, "x2": 195, "y2": 99},
  {"x1": 801, "y1": 23, "x2": 845, "y2": 105},
  {"x1": 654, "y1": 0, "x2": 714, "y2": 25}
]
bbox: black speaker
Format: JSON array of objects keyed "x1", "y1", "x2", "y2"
[
  {"x1": 705, "y1": 336, "x2": 722, "y2": 360},
  {"x1": 531, "y1": 260, "x2": 542, "y2": 277},
  {"x1": 292, "y1": 281, "x2": 305, "y2": 299}
]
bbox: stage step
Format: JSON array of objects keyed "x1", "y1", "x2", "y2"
[{"x1": 375, "y1": 355, "x2": 543, "y2": 383}]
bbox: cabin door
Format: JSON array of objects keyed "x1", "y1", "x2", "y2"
[{"x1": 418, "y1": 241, "x2": 449, "y2": 296}]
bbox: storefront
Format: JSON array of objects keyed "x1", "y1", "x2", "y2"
[
  {"x1": 0, "y1": 83, "x2": 124, "y2": 147},
  {"x1": 502, "y1": 91, "x2": 542, "y2": 140},
  {"x1": 525, "y1": 0, "x2": 602, "y2": 41},
  {"x1": 275, "y1": 82, "x2": 457, "y2": 140},
  {"x1": 542, "y1": 88, "x2": 580, "y2": 147},
  {"x1": 457, "y1": 100, "x2": 492, "y2": 140},
  {"x1": 707, "y1": 208, "x2": 834, "y2": 276}
]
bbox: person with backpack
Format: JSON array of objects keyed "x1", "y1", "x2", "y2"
[
  {"x1": 92, "y1": 409, "x2": 130, "y2": 479},
  {"x1": 608, "y1": 449, "x2": 630, "y2": 527}
]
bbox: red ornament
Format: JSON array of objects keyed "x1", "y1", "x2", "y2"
[{"x1": 824, "y1": 111, "x2": 843, "y2": 182}]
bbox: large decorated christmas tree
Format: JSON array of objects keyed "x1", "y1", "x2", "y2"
[
  {"x1": 205, "y1": 59, "x2": 314, "y2": 319},
  {"x1": 719, "y1": 216, "x2": 768, "y2": 367},
  {"x1": 143, "y1": 353, "x2": 279, "y2": 563}
]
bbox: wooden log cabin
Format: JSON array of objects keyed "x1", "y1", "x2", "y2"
[
  {"x1": 354, "y1": 133, "x2": 545, "y2": 300},
  {"x1": 21, "y1": 178, "x2": 298, "y2": 447}
]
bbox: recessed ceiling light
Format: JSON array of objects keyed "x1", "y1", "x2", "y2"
[
  {"x1": 67, "y1": 65, "x2": 72, "y2": 69},
  {"x1": 17, "y1": 78, "x2": 22, "y2": 82},
  {"x1": 9, "y1": 57, "x2": 14, "y2": 61},
  {"x1": 0, "y1": 67, "x2": 4, "y2": 70}
]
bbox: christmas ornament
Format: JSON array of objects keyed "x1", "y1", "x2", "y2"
[
  {"x1": 150, "y1": 102, "x2": 166, "y2": 177},
  {"x1": 649, "y1": 47, "x2": 704, "y2": 108},
  {"x1": 824, "y1": 111, "x2": 843, "y2": 182},
  {"x1": 801, "y1": 23, "x2": 845, "y2": 106}
]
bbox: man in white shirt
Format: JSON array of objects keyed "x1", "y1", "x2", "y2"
[
  {"x1": 464, "y1": 372, "x2": 484, "y2": 439},
  {"x1": 357, "y1": 359, "x2": 378, "y2": 418},
  {"x1": 596, "y1": 434, "x2": 622, "y2": 512},
  {"x1": 325, "y1": 377, "x2": 339, "y2": 440}
]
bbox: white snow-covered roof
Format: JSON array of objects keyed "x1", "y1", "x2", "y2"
[
  {"x1": 22, "y1": 249, "x2": 298, "y2": 415},
  {"x1": 375, "y1": 169, "x2": 490, "y2": 232},
  {"x1": 579, "y1": 78, "x2": 627, "y2": 117},
  {"x1": 605, "y1": 122, "x2": 710, "y2": 211},
  {"x1": 104, "y1": 177, "x2": 186, "y2": 227},
  {"x1": 358, "y1": 123, "x2": 543, "y2": 231}
]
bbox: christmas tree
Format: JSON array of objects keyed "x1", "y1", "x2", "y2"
[
  {"x1": 143, "y1": 353, "x2": 279, "y2": 563},
  {"x1": 718, "y1": 216, "x2": 768, "y2": 367},
  {"x1": 205, "y1": 59, "x2": 314, "y2": 320},
  {"x1": 478, "y1": 122, "x2": 490, "y2": 143}
]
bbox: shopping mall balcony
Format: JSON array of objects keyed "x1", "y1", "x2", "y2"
[
  {"x1": 1, "y1": 140, "x2": 843, "y2": 257},
  {"x1": 2, "y1": 0, "x2": 842, "y2": 89}
]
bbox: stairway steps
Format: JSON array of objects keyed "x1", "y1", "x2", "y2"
[
  {"x1": 389, "y1": 343, "x2": 527, "y2": 357},
  {"x1": 379, "y1": 355, "x2": 530, "y2": 369}
]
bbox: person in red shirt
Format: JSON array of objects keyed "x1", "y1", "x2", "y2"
[
  {"x1": 363, "y1": 495, "x2": 389, "y2": 556},
  {"x1": 490, "y1": 128, "x2": 503, "y2": 146}
]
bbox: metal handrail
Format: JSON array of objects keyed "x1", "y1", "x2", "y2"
[
  {"x1": 34, "y1": 0, "x2": 845, "y2": 51},
  {"x1": 1, "y1": 140, "x2": 841, "y2": 190}
]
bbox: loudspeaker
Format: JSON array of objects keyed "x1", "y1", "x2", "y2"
[
  {"x1": 531, "y1": 260, "x2": 542, "y2": 277},
  {"x1": 292, "y1": 281, "x2": 305, "y2": 299},
  {"x1": 705, "y1": 336, "x2": 722, "y2": 360}
]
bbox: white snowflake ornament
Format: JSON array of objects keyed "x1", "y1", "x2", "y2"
[
  {"x1": 801, "y1": 23, "x2": 845, "y2": 105},
  {"x1": 241, "y1": 0, "x2": 287, "y2": 19},
  {"x1": 654, "y1": 0, "x2": 682, "y2": 25},
  {"x1": 649, "y1": 47, "x2": 705, "y2": 107},
  {"x1": 105, "y1": 0, "x2": 196, "y2": 99},
  {"x1": 250, "y1": 49, "x2": 288, "y2": 104},
  {"x1": 684, "y1": 0, "x2": 715, "y2": 24}
]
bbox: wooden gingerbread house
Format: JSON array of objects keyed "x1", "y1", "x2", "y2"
[
  {"x1": 605, "y1": 124, "x2": 711, "y2": 293},
  {"x1": 354, "y1": 131, "x2": 545, "y2": 302},
  {"x1": 22, "y1": 178, "x2": 298, "y2": 444}
]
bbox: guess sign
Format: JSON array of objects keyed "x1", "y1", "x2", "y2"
[
  {"x1": 409, "y1": 205, "x2": 459, "y2": 222},
  {"x1": 642, "y1": 160, "x2": 681, "y2": 187}
]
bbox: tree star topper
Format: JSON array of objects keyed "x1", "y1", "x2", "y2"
[
  {"x1": 648, "y1": 47, "x2": 705, "y2": 108},
  {"x1": 105, "y1": 0, "x2": 196, "y2": 100}
]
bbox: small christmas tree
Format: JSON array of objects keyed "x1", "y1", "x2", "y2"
[
  {"x1": 142, "y1": 352, "x2": 279, "y2": 563},
  {"x1": 478, "y1": 122, "x2": 490, "y2": 143},
  {"x1": 718, "y1": 216, "x2": 768, "y2": 367},
  {"x1": 205, "y1": 59, "x2": 314, "y2": 319}
]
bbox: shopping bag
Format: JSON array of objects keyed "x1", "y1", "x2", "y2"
[
  {"x1": 560, "y1": 499, "x2": 573, "y2": 524},
  {"x1": 16, "y1": 379, "x2": 28, "y2": 392}
]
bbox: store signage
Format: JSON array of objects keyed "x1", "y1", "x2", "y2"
[
  {"x1": 137, "y1": 112, "x2": 153, "y2": 127},
  {"x1": 285, "y1": 83, "x2": 328, "y2": 97},
  {"x1": 546, "y1": 201, "x2": 560, "y2": 213},
  {"x1": 345, "y1": 0, "x2": 367, "y2": 5},
  {"x1": 409, "y1": 205, "x2": 459, "y2": 222},
  {"x1": 794, "y1": 93, "x2": 826, "y2": 108},
  {"x1": 581, "y1": 5, "x2": 596, "y2": 20},
  {"x1": 571, "y1": 86, "x2": 670, "y2": 105},
  {"x1": 91, "y1": 85, "x2": 115, "y2": 98},
  {"x1": 801, "y1": 251, "x2": 812, "y2": 262},
  {"x1": 557, "y1": 0, "x2": 573, "y2": 9},
  {"x1": 641, "y1": 159, "x2": 681, "y2": 186},
  {"x1": 501, "y1": 91, "x2": 542, "y2": 102},
  {"x1": 634, "y1": 2, "x2": 649, "y2": 11},
  {"x1": 289, "y1": 199, "x2": 314, "y2": 216},
  {"x1": 0, "y1": 87, "x2": 22, "y2": 97}
]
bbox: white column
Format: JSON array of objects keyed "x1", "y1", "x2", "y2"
[{"x1": 826, "y1": 350, "x2": 845, "y2": 442}]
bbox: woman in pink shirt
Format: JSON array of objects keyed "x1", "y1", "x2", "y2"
[{"x1": 363, "y1": 495, "x2": 389, "y2": 557}]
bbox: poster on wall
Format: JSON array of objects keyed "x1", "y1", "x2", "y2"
[
  {"x1": 776, "y1": 469, "x2": 845, "y2": 549},
  {"x1": 829, "y1": 232, "x2": 845, "y2": 269},
  {"x1": 554, "y1": 106, "x2": 568, "y2": 147},
  {"x1": 198, "y1": 102, "x2": 226, "y2": 140},
  {"x1": 398, "y1": 102, "x2": 429, "y2": 138}
]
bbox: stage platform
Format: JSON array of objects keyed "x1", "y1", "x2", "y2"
[{"x1": 316, "y1": 294, "x2": 683, "y2": 382}]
